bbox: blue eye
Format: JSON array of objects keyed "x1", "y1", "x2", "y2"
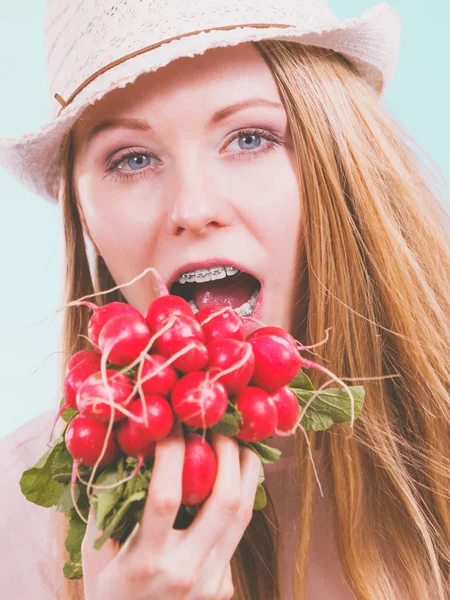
[
  {"x1": 228, "y1": 132, "x2": 264, "y2": 151},
  {"x1": 115, "y1": 151, "x2": 154, "y2": 171}
]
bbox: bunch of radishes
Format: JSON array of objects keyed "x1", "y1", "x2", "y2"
[{"x1": 59, "y1": 294, "x2": 304, "y2": 507}]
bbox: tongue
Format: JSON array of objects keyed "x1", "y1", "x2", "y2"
[{"x1": 191, "y1": 273, "x2": 257, "y2": 310}]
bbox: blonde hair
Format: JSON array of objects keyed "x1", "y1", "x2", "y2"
[{"x1": 53, "y1": 41, "x2": 450, "y2": 599}]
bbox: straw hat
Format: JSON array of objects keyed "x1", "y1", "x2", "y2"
[{"x1": 0, "y1": 0, "x2": 401, "y2": 203}]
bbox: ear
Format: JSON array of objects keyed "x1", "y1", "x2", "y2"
[{"x1": 78, "y1": 203, "x2": 101, "y2": 256}]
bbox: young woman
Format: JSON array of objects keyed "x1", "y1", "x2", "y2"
[{"x1": 0, "y1": 1, "x2": 449, "y2": 599}]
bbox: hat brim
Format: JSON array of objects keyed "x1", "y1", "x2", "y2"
[{"x1": 0, "y1": 2, "x2": 401, "y2": 203}]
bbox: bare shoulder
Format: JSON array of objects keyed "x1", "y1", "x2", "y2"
[{"x1": 0, "y1": 410, "x2": 55, "y2": 462}]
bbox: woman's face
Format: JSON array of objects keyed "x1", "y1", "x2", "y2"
[{"x1": 73, "y1": 42, "x2": 302, "y2": 333}]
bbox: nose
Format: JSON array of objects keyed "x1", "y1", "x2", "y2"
[{"x1": 168, "y1": 158, "x2": 234, "y2": 236}]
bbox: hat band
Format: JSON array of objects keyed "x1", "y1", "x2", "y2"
[{"x1": 54, "y1": 22, "x2": 295, "y2": 113}]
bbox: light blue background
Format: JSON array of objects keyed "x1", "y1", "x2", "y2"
[{"x1": 0, "y1": 1, "x2": 449, "y2": 438}]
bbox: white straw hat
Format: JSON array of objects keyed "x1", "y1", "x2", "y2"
[{"x1": 0, "y1": 0, "x2": 401, "y2": 203}]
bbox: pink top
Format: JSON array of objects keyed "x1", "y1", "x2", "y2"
[
  {"x1": 0, "y1": 410, "x2": 66, "y2": 599},
  {"x1": 0, "y1": 411, "x2": 354, "y2": 599}
]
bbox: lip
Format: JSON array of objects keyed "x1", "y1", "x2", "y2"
[{"x1": 166, "y1": 258, "x2": 263, "y2": 290}]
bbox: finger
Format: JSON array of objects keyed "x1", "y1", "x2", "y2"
[
  {"x1": 184, "y1": 557, "x2": 234, "y2": 600},
  {"x1": 185, "y1": 449, "x2": 260, "y2": 598},
  {"x1": 137, "y1": 419, "x2": 185, "y2": 550},
  {"x1": 81, "y1": 505, "x2": 119, "y2": 578},
  {"x1": 181, "y1": 433, "x2": 242, "y2": 557},
  {"x1": 218, "y1": 564, "x2": 235, "y2": 600},
  {"x1": 210, "y1": 446, "x2": 261, "y2": 567}
]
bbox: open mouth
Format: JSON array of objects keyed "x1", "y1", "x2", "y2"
[{"x1": 169, "y1": 265, "x2": 262, "y2": 317}]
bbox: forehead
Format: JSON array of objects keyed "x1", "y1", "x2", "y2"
[{"x1": 73, "y1": 42, "x2": 283, "y2": 137}]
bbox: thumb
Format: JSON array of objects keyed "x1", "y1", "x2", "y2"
[{"x1": 81, "y1": 505, "x2": 119, "y2": 577}]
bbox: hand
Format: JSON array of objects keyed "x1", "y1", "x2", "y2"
[{"x1": 81, "y1": 421, "x2": 262, "y2": 599}]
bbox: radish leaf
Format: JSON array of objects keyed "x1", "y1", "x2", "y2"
[
  {"x1": 56, "y1": 484, "x2": 79, "y2": 512},
  {"x1": 20, "y1": 442, "x2": 65, "y2": 507},
  {"x1": 91, "y1": 467, "x2": 125, "y2": 531},
  {"x1": 292, "y1": 385, "x2": 365, "y2": 430},
  {"x1": 243, "y1": 441, "x2": 281, "y2": 464},
  {"x1": 254, "y1": 484, "x2": 267, "y2": 510},
  {"x1": 63, "y1": 511, "x2": 86, "y2": 579},
  {"x1": 61, "y1": 406, "x2": 78, "y2": 423},
  {"x1": 289, "y1": 369, "x2": 315, "y2": 391},
  {"x1": 63, "y1": 561, "x2": 82, "y2": 579},
  {"x1": 211, "y1": 412, "x2": 241, "y2": 436},
  {"x1": 93, "y1": 491, "x2": 146, "y2": 550}
]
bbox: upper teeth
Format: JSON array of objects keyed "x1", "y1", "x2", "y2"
[{"x1": 177, "y1": 265, "x2": 240, "y2": 284}]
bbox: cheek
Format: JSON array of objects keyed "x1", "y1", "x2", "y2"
[
  {"x1": 76, "y1": 171, "x2": 160, "y2": 287},
  {"x1": 230, "y1": 154, "x2": 301, "y2": 245},
  {"x1": 78, "y1": 171, "x2": 155, "y2": 242}
]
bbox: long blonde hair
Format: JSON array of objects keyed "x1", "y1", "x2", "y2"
[{"x1": 53, "y1": 41, "x2": 450, "y2": 599}]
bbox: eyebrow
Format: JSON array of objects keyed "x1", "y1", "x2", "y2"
[{"x1": 86, "y1": 98, "x2": 284, "y2": 144}]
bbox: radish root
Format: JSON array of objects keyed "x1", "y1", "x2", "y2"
[
  {"x1": 209, "y1": 342, "x2": 253, "y2": 384},
  {"x1": 76, "y1": 456, "x2": 144, "y2": 490},
  {"x1": 199, "y1": 306, "x2": 233, "y2": 327}
]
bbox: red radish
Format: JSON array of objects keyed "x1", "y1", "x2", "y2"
[
  {"x1": 76, "y1": 370, "x2": 135, "y2": 422},
  {"x1": 153, "y1": 313, "x2": 204, "y2": 357},
  {"x1": 173, "y1": 339, "x2": 208, "y2": 373},
  {"x1": 118, "y1": 394, "x2": 174, "y2": 443},
  {"x1": 64, "y1": 357, "x2": 102, "y2": 410},
  {"x1": 145, "y1": 295, "x2": 193, "y2": 331},
  {"x1": 182, "y1": 433, "x2": 218, "y2": 505},
  {"x1": 207, "y1": 339, "x2": 254, "y2": 395},
  {"x1": 171, "y1": 372, "x2": 228, "y2": 428},
  {"x1": 235, "y1": 386, "x2": 278, "y2": 442},
  {"x1": 87, "y1": 302, "x2": 143, "y2": 347},
  {"x1": 66, "y1": 349, "x2": 101, "y2": 375},
  {"x1": 140, "y1": 354, "x2": 178, "y2": 396},
  {"x1": 98, "y1": 314, "x2": 151, "y2": 366},
  {"x1": 48, "y1": 354, "x2": 103, "y2": 445},
  {"x1": 116, "y1": 424, "x2": 157, "y2": 460},
  {"x1": 249, "y1": 334, "x2": 301, "y2": 393},
  {"x1": 270, "y1": 386, "x2": 300, "y2": 433},
  {"x1": 246, "y1": 326, "x2": 298, "y2": 349},
  {"x1": 195, "y1": 305, "x2": 244, "y2": 344},
  {"x1": 65, "y1": 414, "x2": 119, "y2": 467}
]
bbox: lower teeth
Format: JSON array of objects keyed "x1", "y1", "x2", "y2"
[
  {"x1": 188, "y1": 287, "x2": 260, "y2": 317},
  {"x1": 189, "y1": 300, "x2": 199, "y2": 314}
]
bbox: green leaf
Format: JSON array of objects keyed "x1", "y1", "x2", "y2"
[
  {"x1": 242, "y1": 441, "x2": 281, "y2": 464},
  {"x1": 124, "y1": 469, "x2": 149, "y2": 498},
  {"x1": 91, "y1": 467, "x2": 125, "y2": 531},
  {"x1": 289, "y1": 369, "x2": 315, "y2": 391},
  {"x1": 253, "y1": 484, "x2": 267, "y2": 510},
  {"x1": 66, "y1": 513, "x2": 87, "y2": 560},
  {"x1": 292, "y1": 385, "x2": 365, "y2": 431},
  {"x1": 258, "y1": 464, "x2": 265, "y2": 486},
  {"x1": 63, "y1": 511, "x2": 87, "y2": 579},
  {"x1": 63, "y1": 561, "x2": 83, "y2": 580},
  {"x1": 56, "y1": 484, "x2": 80, "y2": 513},
  {"x1": 51, "y1": 445, "x2": 73, "y2": 477},
  {"x1": 20, "y1": 443, "x2": 65, "y2": 507},
  {"x1": 92, "y1": 491, "x2": 146, "y2": 550},
  {"x1": 61, "y1": 407, "x2": 78, "y2": 423},
  {"x1": 211, "y1": 412, "x2": 241, "y2": 437},
  {"x1": 125, "y1": 456, "x2": 139, "y2": 467}
]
